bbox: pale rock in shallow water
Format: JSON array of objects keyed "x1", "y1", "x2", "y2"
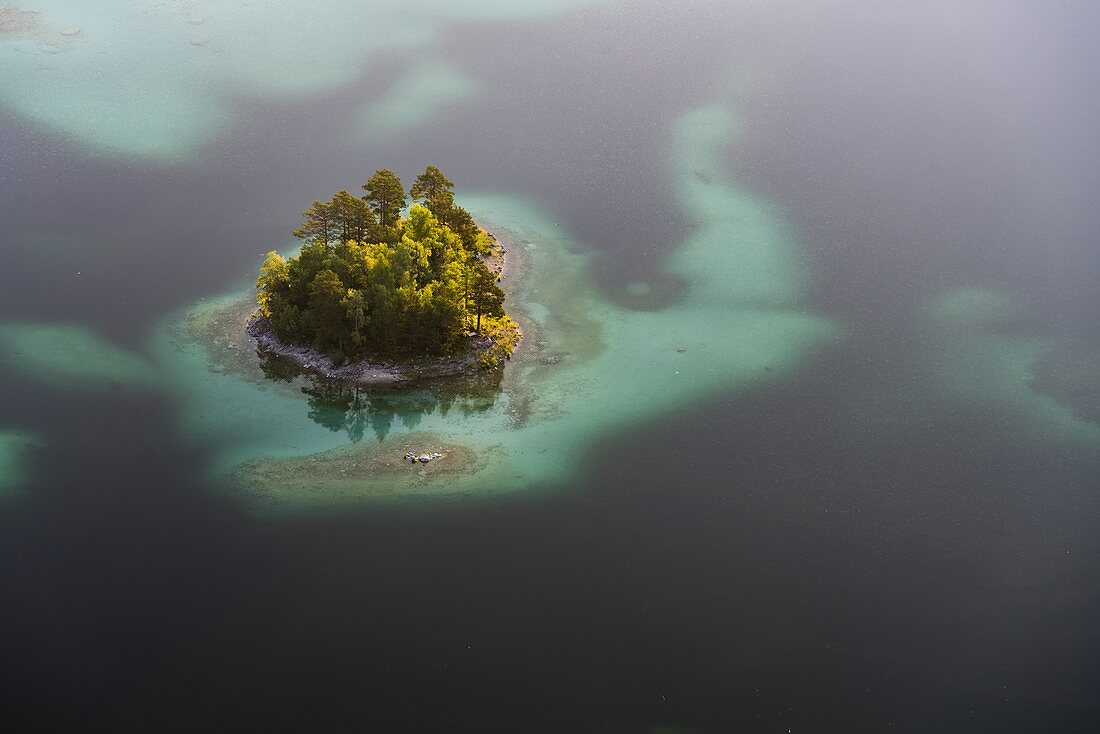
[{"x1": 405, "y1": 451, "x2": 443, "y2": 463}]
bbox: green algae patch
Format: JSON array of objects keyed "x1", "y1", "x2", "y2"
[
  {"x1": 0, "y1": 323, "x2": 157, "y2": 392},
  {"x1": 0, "y1": 430, "x2": 43, "y2": 499}
]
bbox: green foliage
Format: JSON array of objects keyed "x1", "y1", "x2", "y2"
[
  {"x1": 295, "y1": 192, "x2": 380, "y2": 246},
  {"x1": 306, "y1": 269, "x2": 347, "y2": 351},
  {"x1": 331, "y1": 190, "x2": 380, "y2": 244},
  {"x1": 361, "y1": 168, "x2": 406, "y2": 229},
  {"x1": 256, "y1": 251, "x2": 289, "y2": 317},
  {"x1": 258, "y1": 166, "x2": 515, "y2": 364},
  {"x1": 476, "y1": 315, "x2": 522, "y2": 369},
  {"x1": 407, "y1": 165, "x2": 487, "y2": 254},
  {"x1": 409, "y1": 165, "x2": 455, "y2": 214},
  {"x1": 447, "y1": 204, "x2": 490, "y2": 254},
  {"x1": 469, "y1": 260, "x2": 505, "y2": 332},
  {"x1": 293, "y1": 200, "x2": 336, "y2": 244}
]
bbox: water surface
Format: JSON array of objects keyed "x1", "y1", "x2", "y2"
[{"x1": 2, "y1": 1, "x2": 1099, "y2": 731}]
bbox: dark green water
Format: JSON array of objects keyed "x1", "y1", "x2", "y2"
[{"x1": 2, "y1": 1, "x2": 1099, "y2": 731}]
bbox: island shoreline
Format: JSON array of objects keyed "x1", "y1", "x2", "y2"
[{"x1": 245, "y1": 235, "x2": 519, "y2": 387}]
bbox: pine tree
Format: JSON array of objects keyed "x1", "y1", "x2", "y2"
[
  {"x1": 361, "y1": 169, "x2": 406, "y2": 229},
  {"x1": 470, "y1": 262, "x2": 505, "y2": 332},
  {"x1": 331, "y1": 190, "x2": 379, "y2": 244},
  {"x1": 293, "y1": 200, "x2": 336, "y2": 244},
  {"x1": 409, "y1": 165, "x2": 456, "y2": 221},
  {"x1": 260, "y1": 165, "x2": 516, "y2": 362}
]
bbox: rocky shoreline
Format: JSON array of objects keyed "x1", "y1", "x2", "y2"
[
  {"x1": 244, "y1": 231, "x2": 518, "y2": 386},
  {"x1": 246, "y1": 313, "x2": 495, "y2": 385}
]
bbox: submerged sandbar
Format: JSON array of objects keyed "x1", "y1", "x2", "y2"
[{"x1": 230, "y1": 432, "x2": 497, "y2": 506}]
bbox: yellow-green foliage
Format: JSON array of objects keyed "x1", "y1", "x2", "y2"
[
  {"x1": 477, "y1": 315, "x2": 521, "y2": 369},
  {"x1": 256, "y1": 251, "x2": 289, "y2": 317},
  {"x1": 257, "y1": 166, "x2": 510, "y2": 363}
]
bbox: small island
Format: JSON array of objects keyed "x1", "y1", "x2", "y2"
[{"x1": 251, "y1": 166, "x2": 520, "y2": 383}]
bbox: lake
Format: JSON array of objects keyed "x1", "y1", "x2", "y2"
[{"x1": 2, "y1": 1, "x2": 1098, "y2": 731}]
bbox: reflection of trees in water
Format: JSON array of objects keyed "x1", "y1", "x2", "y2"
[
  {"x1": 256, "y1": 350, "x2": 299, "y2": 383},
  {"x1": 257, "y1": 348, "x2": 502, "y2": 441},
  {"x1": 300, "y1": 376, "x2": 501, "y2": 443}
]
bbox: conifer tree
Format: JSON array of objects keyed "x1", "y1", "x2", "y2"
[
  {"x1": 361, "y1": 169, "x2": 406, "y2": 228},
  {"x1": 258, "y1": 165, "x2": 517, "y2": 362},
  {"x1": 331, "y1": 190, "x2": 379, "y2": 244},
  {"x1": 470, "y1": 262, "x2": 505, "y2": 332},
  {"x1": 293, "y1": 200, "x2": 336, "y2": 244},
  {"x1": 409, "y1": 165, "x2": 456, "y2": 219}
]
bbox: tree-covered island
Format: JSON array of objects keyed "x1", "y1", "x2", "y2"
[{"x1": 251, "y1": 166, "x2": 520, "y2": 380}]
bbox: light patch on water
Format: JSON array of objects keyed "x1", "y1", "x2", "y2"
[
  {"x1": 1030, "y1": 343, "x2": 1100, "y2": 426},
  {"x1": 0, "y1": 323, "x2": 157, "y2": 391},
  {"x1": 926, "y1": 287, "x2": 1019, "y2": 327},
  {"x1": 360, "y1": 61, "x2": 480, "y2": 138},
  {"x1": 918, "y1": 288, "x2": 1100, "y2": 445},
  {"x1": 668, "y1": 105, "x2": 806, "y2": 306},
  {"x1": 150, "y1": 89, "x2": 842, "y2": 511},
  {"x1": 0, "y1": 0, "x2": 628, "y2": 159},
  {"x1": 0, "y1": 430, "x2": 42, "y2": 499}
]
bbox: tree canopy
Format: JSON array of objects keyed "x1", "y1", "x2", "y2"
[
  {"x1": 257, "y1": 166, "x2": 515, "y2": 364},
  {"x1": 362, "y1": 168, "x2": 406, "y2": 229},
  {"x1": 410, "y1": 165, "x2": 455, "y2": 212}
]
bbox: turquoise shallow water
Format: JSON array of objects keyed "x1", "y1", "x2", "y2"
[
  {"x1": 140, "y1": 89, "x2": 844, "y2": 508},
  {"x1": 0, "y1": 71, "x2": 854, "y2": 509},
  {"x1": 4, "y1": 1, "x2": 1100, "y2": 731},
  {"x1": 0, "y1": 0, "x2": 624, "y2": 159},
  {"x1": 918, "y1": 288, "x2": 1100, "y2": 447},
  {"x1": 7, "y1": 82, "x2": 1096, "y2": 508}
]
